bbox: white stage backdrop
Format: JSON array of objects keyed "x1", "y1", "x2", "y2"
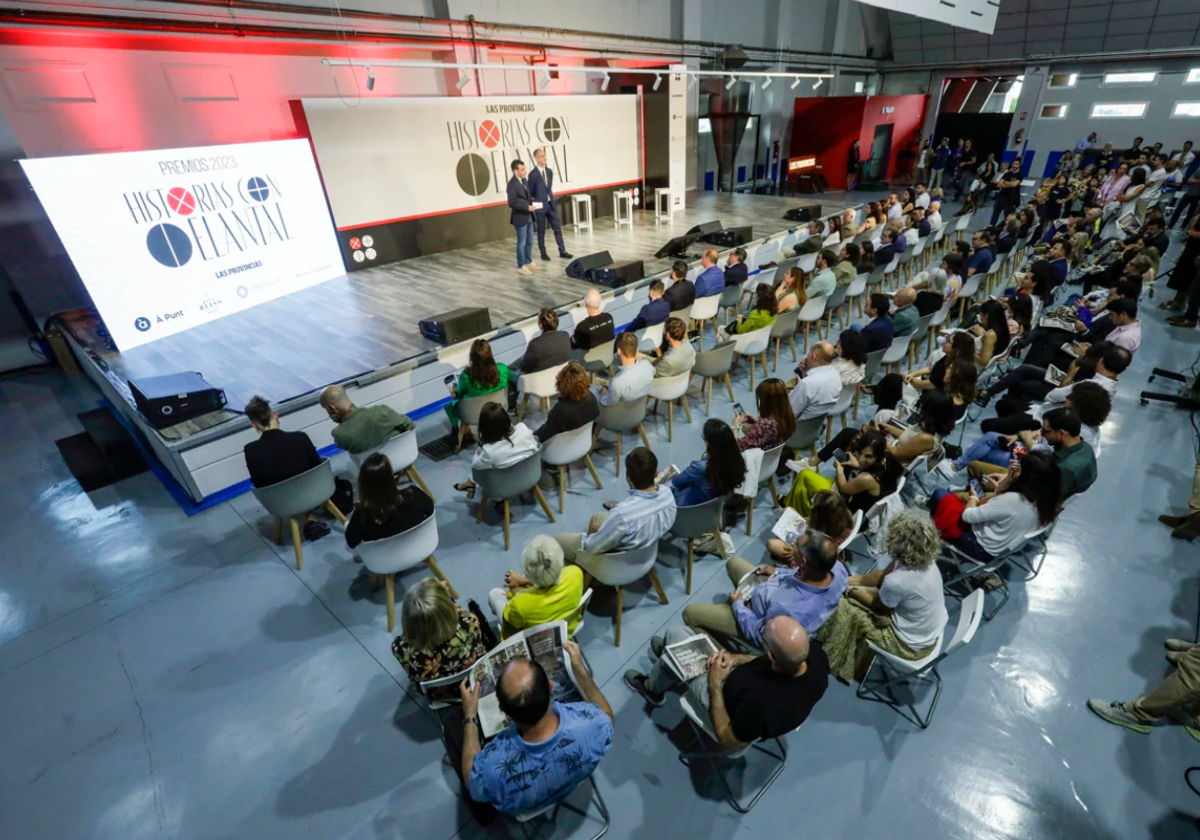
[
  {"x1": 21, "y1": 139, "x2": 344, "y2": 351},
  {"x1": 300, "y1": 95, "x2": 641, "y2": 229}
]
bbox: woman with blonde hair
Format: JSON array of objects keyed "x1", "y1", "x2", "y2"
[
  {"x1": 392, "y1": 577, "x2": 489, "y2": 687},
  {"x1": 816, "y1": 508, "x2": 947, "y2": 683},
  {"x1": 487, "y1": 535, "x2": 584, "y2": 639}
]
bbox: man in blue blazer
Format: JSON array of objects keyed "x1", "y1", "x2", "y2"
[
  {"x1": 527, "y1": 148, "x2": 573, "y2": 261},
  {"x1": 507, "y1": 159, "x2": 537, "y2": 277}
]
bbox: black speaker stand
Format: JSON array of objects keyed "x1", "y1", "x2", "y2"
[{"x1": 1140, "y1": 368, "x2": 1200, "y2": 409}]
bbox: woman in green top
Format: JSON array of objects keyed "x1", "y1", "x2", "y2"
[
  {"x1": 726, "y1": 284, "x2": 778, "y2": 335},
  {"x1": 445, "y1": 338, "x2": 511, "y2": 429}
]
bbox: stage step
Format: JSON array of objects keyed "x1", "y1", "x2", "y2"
[{"x1": 55, "y1": 407, "x2": 149, "y2": 491}]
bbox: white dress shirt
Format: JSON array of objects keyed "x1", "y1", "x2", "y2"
[
  {"x1": 789, "y1": 364, "x2": 842, "y2": 419},
  {"x1": 915, "y1": 193, "x2": 930, "y2": 210}
]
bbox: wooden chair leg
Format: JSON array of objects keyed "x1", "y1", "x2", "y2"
[
  {"x1": 532, "y1": 485, "x2": 557, "y2": 523},
  {"x1": 476, "y1": 493, "x2": 488, "y2": 524},
  {"x1": 746, "y1": 499, "x2": 754, "y2": 536},
  {"x1": 426, "y1": 556, "x2": 458, "y2": 598},
  {"x1": 773, "y1": 337, "x2": 781, "y2": 371},
  {"x1": 790, "y1": 336, "x2": 798, "y2": 362},
  {"x1": 706, "y1": 377, "x2": 713, "y2": 415},
  {"x1": 385, "y1": 573, "x2": 396, "y2": 632},
  {"x1": 637, "y1": 424, "x2": 651, "y2": 449},
  {"x1": 322, "y1": 499, "x2": 348, "y2": 525},
  {"x1": 760, "y1": 353, "x2": 769, "y2": 380},
  {"x1": 804, "y1": 320, "x2": 811, "y2": 351},
  {"x1": 615, "y1": 432, "x2": 622, "y2": 476},
  {"x1": 614, "y1": 586, "x2": 624, "y2": 647},
  {"x1": 517, "y1": 393, "x2": 529, "y2": 423},
  {"x1": 667, "y1": 401, "x2": 674, "y2": 442},
  {"x1": 686, "y1": 538, "x2": 695, "y2": 595},
  {"x1": 559, "y1": 465, "x2": 566, "y2": 514},
  {"x1": 854, "y1": 386, "x2": 861, "y2": 419},
  {"x1": 289, "y1": 518, "x2": 304, "y2": 570},
  {"x1": 584, "y1": 454, "x2": 603, "y2": 489},
  {"x1": 503, "y1": 500, "x2": 511, "y2": 551},
  {"x1": 680, "y1": 395, "x2": 692, "y2": 424},
  {"x1": 456, "y1": 424, "x2": 466, "y2": 453},
  {"x1": 407, "y1": 466, "x2": 435, "y2": 503},
  {"x1": 749, "y1": 357, "x2": 756, "y2": 392},
  {"x1": 723, "y1": 373, "x2": 734, "y2": 402},
  {"x1": 826, "y1": 415, "x2": 833, "y2": 444},
  {"x1": 648, "y1": 569, "x2": 669, "y2": 604},
  {"x1": 272, "y1": 516, "x2": 283, "y2": 546}
]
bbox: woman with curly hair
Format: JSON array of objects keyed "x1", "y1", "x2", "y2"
[
  {"x1": 816, "y1": 508, "x2": 948, "y2": 683},
  {"x1": 533, "y1": 361, "x2": 599, "y2": 443}
]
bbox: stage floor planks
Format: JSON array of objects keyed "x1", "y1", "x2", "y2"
[{"x1": 71, "y1": 192, "x2": 855, "y2": 412}]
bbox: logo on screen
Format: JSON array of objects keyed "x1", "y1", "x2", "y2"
[
  {"x1": 456, "y1": 154, "x2": 491, "y2": 197},
  {"x1": 478, "y1": 120, "x2": 501, "y2": 148},
  {"x1": 134, "y1": 316, "x2": 152, "y2": 332},
  {"x1": 146, "y1": 223, "x2": 194, "y2": 267},
  {"x1": 541, "y1": 117, "x2": 562, "y2": 142},
  {"x1": 446, "y1": 110, "x2": 571, "y2": 198},
  {"x1": 166, "y1": 187, "x2": 197, "y2": 216}
]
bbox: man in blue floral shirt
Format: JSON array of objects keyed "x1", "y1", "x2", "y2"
[{"x1": 449, "y1": 640, "x2": 614, "y2": 825}]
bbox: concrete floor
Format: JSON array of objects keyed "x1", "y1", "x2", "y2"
[{"x1": 3, "y1": 193, "x2": 1200, "y2": 839}]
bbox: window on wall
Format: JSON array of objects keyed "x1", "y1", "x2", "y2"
[
  {"x1": 1040, "y1": 104, "x2": 1069, "y2": 119},
  {"x1": 1187, "y1": 69, "x2": 1200, "y2": 84},
  {"x1": 1174, "y1": 102, "x2": 1200, "y2": 118},
  {"x1": 1102, "y1": 71, "x2": 1157, "y2": 85},
  {"x1": 1049, "y1": 73, "x2": 1077, "y2": 88},
  {"x1": 855, "y1": 81, "x2": 864, "y2": 94},
  {"x1": 1091, "y1": 102, "x2": 1148, "y2": 118}
]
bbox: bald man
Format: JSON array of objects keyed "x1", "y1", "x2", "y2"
[
  {"x1": 319, "y1": 385, "x2": 414, "y2": 454},
  {"x1": 891, "y1": 286, "x2": 920, "y2": 337},
  {"x1": 571, "y1": 288, "x2": 615, "y2": 352},
  {"x1": 694, "y1": 248, "x2": 725, "y2": 298},
  {"x1": 625, "y1": 615, "x2": 829, "y2": 750},
  {"x1": 451, "y1": 641, "x2": 613, "y2": 825},
  {"x1": 788, "y1": 341, "x2": 842, "y2": 419}
]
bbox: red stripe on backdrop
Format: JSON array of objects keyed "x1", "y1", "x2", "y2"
[{"x1": 334, "y1": 180, "x2": 638, "y2": 231}]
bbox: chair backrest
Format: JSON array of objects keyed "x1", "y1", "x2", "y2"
[
  {"x1": 870, "y1": 226, "x2": 884, "y2": 245},
  {"x1": 929, "y1": 297, "x2": 955, "y2": 328},
  {"x1": 597, "y1": 396, "x2": 649, "y2": 432},
  {"x1": 733, "y1": 324, "x2": 773, "y2": 355},
  {"x1": 520, "y1": 362, "x2": 568, "y2": 399},
  {"x1": 755, "y1": 265, "x2": 778, "y2": 287},
  {"x1": 541, "y1": 422, "x2": 595, "y2": 466},
  {"x1": 931, "y1": 225, "x2": 947, "y2": 245},
  {"x1": 851, "y1": 229, "x2": 872, "y2": 245},
  {"x1": 692, "y1": 340, "x2": 737, "y2": 376},
  {"x1": 755, "y1": 241, "x2": 781, "y2": 266},
  {"x1": 638, "y1": 322, "x2": 666, "y2": 353},
  {"x1": 830, "y1": 381, "x2": 856, "y2": 415},
  {"x1": 691, "y1": 294, "x2": 722, "y2": 320},
  {"x1": 881, "y1": 332, "x2": 916, "y2": 364},
  {"x1": 845, "y1": 274, "x2": 868, "y2": 297},
  {"x1": 958, "y1": 272, "x2": 983, "y2": 300},
  {"x1": 883, "y1": 255, "x2": 899, "y2": 275},
  {"x1": 769, "y1": 307, "x2": 801, "y2": 338},
  {"x1": 786, "y1": 414, "x2": 827, "y2": 450},
  {"x1": 863, "y1": 475, "x2": 906, "y2": 524},
  {"x1": 458, "y1": 391, "x2": 508, "y2": 427},
  {"x1": 911, "y1": 238, "x2": 927, "y2": 259},
  {"x1": 954, "y1": 214, "x2": 972, "y2": 232},
  {"x1": 796, "y1": 294, "x2": 829, "y2": 323},
  {"x1": 649, "y1": 371, "x2": 690, "y2": 401},
  {"x1": 251, "y1": 459, "x2": 336, "y2": 519},
  {"x1": 865, "y1": 263, "x2": 888, "y2": 287},
  {"x1": 825, "y1": 282, "x2": 851, "y2": 310},
  {"x1": 822, "y1": 232, "x2": 840, "y2": 248},
  {"x1": 838, "y1": 509, "x2": 864, "y2": 552},
  {"x1": 862, "y1": 347, "x2": 887, "y2": 382},
  {"x1": 909, "y1": 312, "x2": 937, "y2": 344},
  {"x1": 796, "y1": 251, "x2": 819, "y2": 274},
  {"x1": 583, "y1": 339, "x2": 616, "y2": 367},
  {"x1": 669, "y1": 494, "x2": 725, "y2": 539},
  {"x1": 719, "y1": 285, "x2": 742, "y2": 308},
  {"x1": 985, "y1": 255, "x2": 1004, "y2": 276},
  {"x1": 895, "y1": 248, "x2": 914, "y2": 268},
  {"x1": 566, "y1": 587, "x2": 594, "y2": 639},
  {"x1": 669, "y1": 305, "x2": 693, "y2": 324},
  {"x1": 944, "y1": 588, "x2": 985, "y2": 657},
  {"x1": 587, "y1": 543, "x2": 659, "y2": 587},
  {"x1": 357, "y1": 514, "x2": 439, "y2": 575},
  {"x1": 473, "y1": 450, "x2": 544, "y2": 500},
  {"x1": 348, "y1": 428, "x2": 419, "y2": 471},
  {"x1": 758, "y1": 443, "x2": 787, "y2": 484}
]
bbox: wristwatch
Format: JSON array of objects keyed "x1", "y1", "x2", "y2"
[{"x1": 464, "y1": 715, "x2": 480, "y2": 733}]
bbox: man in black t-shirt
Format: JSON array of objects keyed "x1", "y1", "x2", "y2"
[
  {"x1": 571, "y1": 288, "x2": 615, "y2": 351},
  {"x1": 624, "y1": 616, "x2": 829, "y2": 746},
  {"x1": 991, "y1": 160, "x2": 1023, "y2": 226}
]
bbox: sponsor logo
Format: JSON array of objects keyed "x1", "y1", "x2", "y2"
[
  {"x1": 237, "y1": 285, "x2": 249, "y2": 298},
  {"x1": 447, "y1": 107, "x2": 573, "y2": 198},
  {"x1": 134, "y1": 316, "x2": 152, "y2": 332},
  {"x1": 347, "y1": 233, "x2": 377, "y2": 264}
]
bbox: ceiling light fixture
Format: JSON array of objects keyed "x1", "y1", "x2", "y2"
[
  {"x1": 813, "y1": 78, "x2": 823, "y2": 89},
  {"x1": 455, "y1": 68, "x2": 471, "y2": 90},
  {"x1": 761, "y1": 77, "x2": 772, "y2": 90},
  {"x1": 725, "y1": 76, "x2": 738, "y2": 90},
  {"x1": 653, "y1": 74, "x2": 662, "y2": 91},
  {"x1": 366, "y1": 68, "x2": 375, "y2": 91},
  {"x1": 791, "y1": 77, "x2": 802, "y2": 89},
  {"x1": 539, "y1": 70, "x2": 551, "y2": 90},
  {"x1": 601, "y1": 73, "x2": 611, "y2": 91}
]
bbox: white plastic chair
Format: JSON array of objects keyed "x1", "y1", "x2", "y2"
[
  {"x1": 575, "y1": 543, "x2": 667, "y2": 646},
  {"x1": 667, "y1": 495, "x2": 727, "y2": 594},
  {"x1": 691, "y1": 294, "x2": 722, "y2": 350},
  {"x1": 541, "y1": 422, "x2": 603, "y2": 514},
  {"x1": 796, "y1": 294, "x2": 829, "y2": 351},
  {"x1": 649, "y1": 371, "x2": 693, "y2": 442},
  {"x1": 823, "y1": 282, "x2": 852, "y2": 333},
  {"x1": 744, "y1": 443, "x2": 786, "y2": 535},
  {"x1": 856, "y1": 588, "x2": 984, "y2": 729},
  {"x1": 473, "y1": 451, "x2": 557, "y2": 550},
  {"x1": 838, "y1": 509, "x2": 864, "y2": 554},
  {"x1": 252, "y1": 460, "x2": 347, "y2": 571},
  {"x1": 637, "y1": 322, "x2": 666, "y2": 355},
  {"x1": 357, "y1": 515, "x2": 455, "y2": 631},
  {"x1": 953, "y1": 213, "x2": 972, "y2": 244},
  {"x1": 881, "y1": 331, "x2": 918, "y2": 373},
  {"x1": 348, "y1": 429, "x2": 434, "y2": 501},
  {"x1": 512, "y1": 776, "x2": 611, "y2": 839},
  {"x1": 517, "y1": 362, "x2": 568, "y2": 422},
  {"x1": 566, "y1": 588, "x2": 594, "y2": 639},
  {"x1": 825, "y1": 382, "x2": 857, "y2": 442},
  {"x1": 731, "y1": 324, "x2": 773, "y2": 391},
  {"x1": 796, "y1": 251, "x2": 819, "y2": 275},
  {"x1": 955, "y1": 271, "x2": 984, "y2": 322},
  {"x1": 926, "y1": 298, "x2": 956, "y2": 357}
]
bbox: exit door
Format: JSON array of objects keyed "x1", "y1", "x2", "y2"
[{"x1": 867, "y1": 124, "x2": 894, "y2": 182}]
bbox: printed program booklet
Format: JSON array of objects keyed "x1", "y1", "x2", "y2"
[
  {"x1": 1044, "y1": 364, "x2": 1068, "y2": 386},
  {"x1": 771, "y1": 507, "x2": 808, "y2": 546},
  {"x1": 665, "y1": 634, "x2": 719, "y2": 682}
]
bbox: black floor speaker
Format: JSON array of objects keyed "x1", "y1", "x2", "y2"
[
  {"x1": 686, "y1": 220, "x2": 723, "y2": 237},
  {"x1": 784, "y1": 204, "x2": 822, "y2": 222},
  {"x1": 589, "y1": 259, "x2": 645, "y2": 288},
  {"x1": 702, "y1": 226, "x2": 753, "y2": 247},
  {"x1": 418, "y1": 307, "x2": 493, "y2": 345},
  {"x1": 565, "y1": 251, "x2": 613, "y2": 279}
]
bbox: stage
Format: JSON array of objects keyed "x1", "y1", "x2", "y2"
[{"x1": 60, "y1": 190, "x2": 856, "y2": 504}]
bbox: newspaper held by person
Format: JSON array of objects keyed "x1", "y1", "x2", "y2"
[
  {"x1": 664, "y1": 634, "x2": 719, "y2": 681},
  {"x1": 1044, "y1": 364, "x2": 1068, "y2": 386},
  {"x1": 468, "y1": 620, "x2": 581, "y2": 739},
  {"x1": 771, "y1": 507, "x2": 807, "y2": 546},
  {"x1": 732, "y1": 565, "x2": 778, "y2": 602}
]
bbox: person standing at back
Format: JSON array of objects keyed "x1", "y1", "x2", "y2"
[
  {"x1": 243, "y1": 395, "x2": 321, "y2": 487},
  {"x1": 526, "y1": 148, "x2": 573, "y2": 263},
  {"x1": 507, "y1": 159, "x2": 538, "y2": 277}
]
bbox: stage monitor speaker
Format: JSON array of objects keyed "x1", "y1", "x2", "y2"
[
  {"x1": 702, "y1": 226, "x2": 753, "y2": 247},
  {"x1": 128, "y1": 372, "x2": 227, "y2": 429},
  {"x1": 686, "y1": 220, "x2": 723, "y2": 237},
  {"x1": 418, "y1": 306, "x2": 492, "y2": 346},
  {"x1": 588, "y1": 259, "x2": 645, "y2": 288},
  {"x1": 783, "y1": 204, "x2": 822, "y2": 223},
  {"x1": 565, "y1": 251, "x2": 613, "y2": 279}
]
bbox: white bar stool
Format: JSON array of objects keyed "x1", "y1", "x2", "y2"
[
  {"x1": 613, "y1": 190, "x2": 633, "y2": 229},
  {"x1": 571, "y1": 193, "x2": 593, "y2": 233},
  {"x1": 654, "y1": 187, "x2": 672, "y2": 223}
]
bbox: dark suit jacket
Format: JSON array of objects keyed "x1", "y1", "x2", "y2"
[
  {"x1": 527, "y1": 165, "x2": 556, "y2": 209},
  {"x1": 724, "y1": 262, "x2": 749, "y2": 288},
  {"x1": 516, "y1": 330, "x2": 572, "y2": 374},
  {"x1": 571, "y1": 313, "x2": 615, "y2": 350},
  {"x1": 507, "y1": 175, "x2": 533, "y2": 226},
  {"x1": 626, "y1": 298, "x2": 671, "y2": 332},
  {"x1": 534, "y1": 393, "x2": 600, "y2": 443},
  {"x1": 663, "y1": 279, "x2": 695, "y2": 311},
  {"x1": 243, "y1": 428, "x2": 321, "y2": 488}
]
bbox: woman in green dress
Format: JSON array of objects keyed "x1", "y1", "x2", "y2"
[{"x1": 445, "y1": 338, "x2": 511, "y2": 430}]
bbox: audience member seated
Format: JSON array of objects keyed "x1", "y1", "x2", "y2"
[
  {"x1": 448, "y1": 641, "x2": 612, "y2": 825},
  {"x1": 808, "y1": 250, "x2": 838, "y2": 299},
  {"x1": 571, "y1": 289, "x2": 616, "y2": 351},
  {"x1": 682, "y1": 532, "x2": 845, "y2": 649},
  {"x1": 598, "y1": 332, "x2": 654, "y2": 406},
  {"x1": 625, "y1": 279, "x2": 670, "y2": 333},
  {"x1": 891, "y1": 287, "x2": 920, "y2": 337},
  {"x1": 320, "y1": 385, "x2": 416, "y2": 454},
  {"x1": 912, "y1": 268, "x2": 949, "y2": 316},
  {"x1": 488, "y1": 535, "x2": 585, "y2": 639},
  {"x1": 784, "y1": 428, "x2": 902, "y2": 517},
  {"x1": 623, "y1": 616, "x2": 828, "y2": 748},
  {"x1": 973, "y1": 299, "x2": 1012, "y2": 366},
  {"x1": 840, "y1": 207, "x2": 859, "y2": 239},
  {"x1": 723, "y1": 284, "x2": 777, "y2": 337},
  {"x1": 927, "y1": 200, "x2": 943, "y2": 231},
  {"x1": 663, "y1": 260, "x2": 696, "y2": 312},
  {"x1": 345, "y1": 453, "x2": 435, "y2": 549},
  {"x1": 670, "y1": 419, "x2": 747, "y2": 506},
  {"x1": 965, "y1": 407, "x2": 1097, "y2": 498},
  {"x1": 784, "y1": 221, "x2": 826, "y2": 257},
  {"x1": 443, "y1": 340, "x2": 511, "y2": 433},
  {"x1": 942, "y1": 253, "x2": 965, "y2": 302},
  {"x1": 775, "y1": 266, "x2": 806, "y2": 313},
  {"x1": 859, "y1": 202, "x2": 880, "y2": 233},
  {"x1": 928, "y1": 451, "x2": 1062, "y2": 562},
  {"x1": 533, "y1": 361, "x2": 600, "y2": 444},
  {"x1": 653, "y1": 317, "x2": 696, "y2": 378},
  {"x1": 767, "y1": 490, "x2": 853, "y2": 565},
  {"x1": 555, "y1": 447, "x2": 677, "y2": 563},
  {"x1": 823, "y1": 390, "x2": 957, "y2": 469},
  {"x1": 996, "y1": 219, "x2": 1019, "y2": 255},
  {"x1": 817, "y1": 509, "x2": 947, "y2": 683},
  {"x1": 514, "y1": 308, "x2": 571, "y2": 374},
  {"x1": 695, "y1": 248, "x2": 725, "y2": 298},
  {"x1": 869, "y1": 332, "x2": 977, "y2": 412},
  {"x1": 243, "y1": 395, "x2": 321, "y2": 487},
  {"x1": 736, "y1": 378, "x2": 797, "y2": 452},
  {"x1": 723, "y1": 247, "x2": 749, "y2": 288},
  {"x1": 831, "y1": 330, "x2": 868, "y2": 387},
  {"x1": 874, "y1": 228, "x2": 902, "y2": 267},
  {"x1": 454, "y1": 403, "x2": 540, "y2": 498},
  {"x1": 833, "y1": 243, "x2": 861, "y2": 286},
  {"x1": 855, "y1": 293, "x2": 895, "y2": 352},
  {"x1": 966, "y1": 230, "x2": 996, "y2": 278},
  {"x1": 392, "y1": 577, "x2": 488, "y2": 688},
  {"x1": 788, "y1": 341, "x2": 842, "y2": 420}
]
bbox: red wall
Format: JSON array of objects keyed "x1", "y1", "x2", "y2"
[{"x1": 790, "y1": 94, "x2": 928, "y2": 189}]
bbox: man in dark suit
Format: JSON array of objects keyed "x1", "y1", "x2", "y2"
[
  {"x1": 662, "y1": 260, "x2": 695, "y2": 312},
  {"x1": 242, "y1": 395, "x2": 322, "y2": 488},
  {"x1": 514, "y1": 308, "x2": 572, "y2": 373},
  {"x1": 624, "y1": 279, "x2": 670, "y2": 333},
  {"x1": 527, "y1": 148, "x2": 574, "y2": 262},
  {"x1": 723, "y1": 248, "x2": 748, "y2": 288},
  {"x1": 507, "y1": 159, "x2": 537, "y2": 277}
]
